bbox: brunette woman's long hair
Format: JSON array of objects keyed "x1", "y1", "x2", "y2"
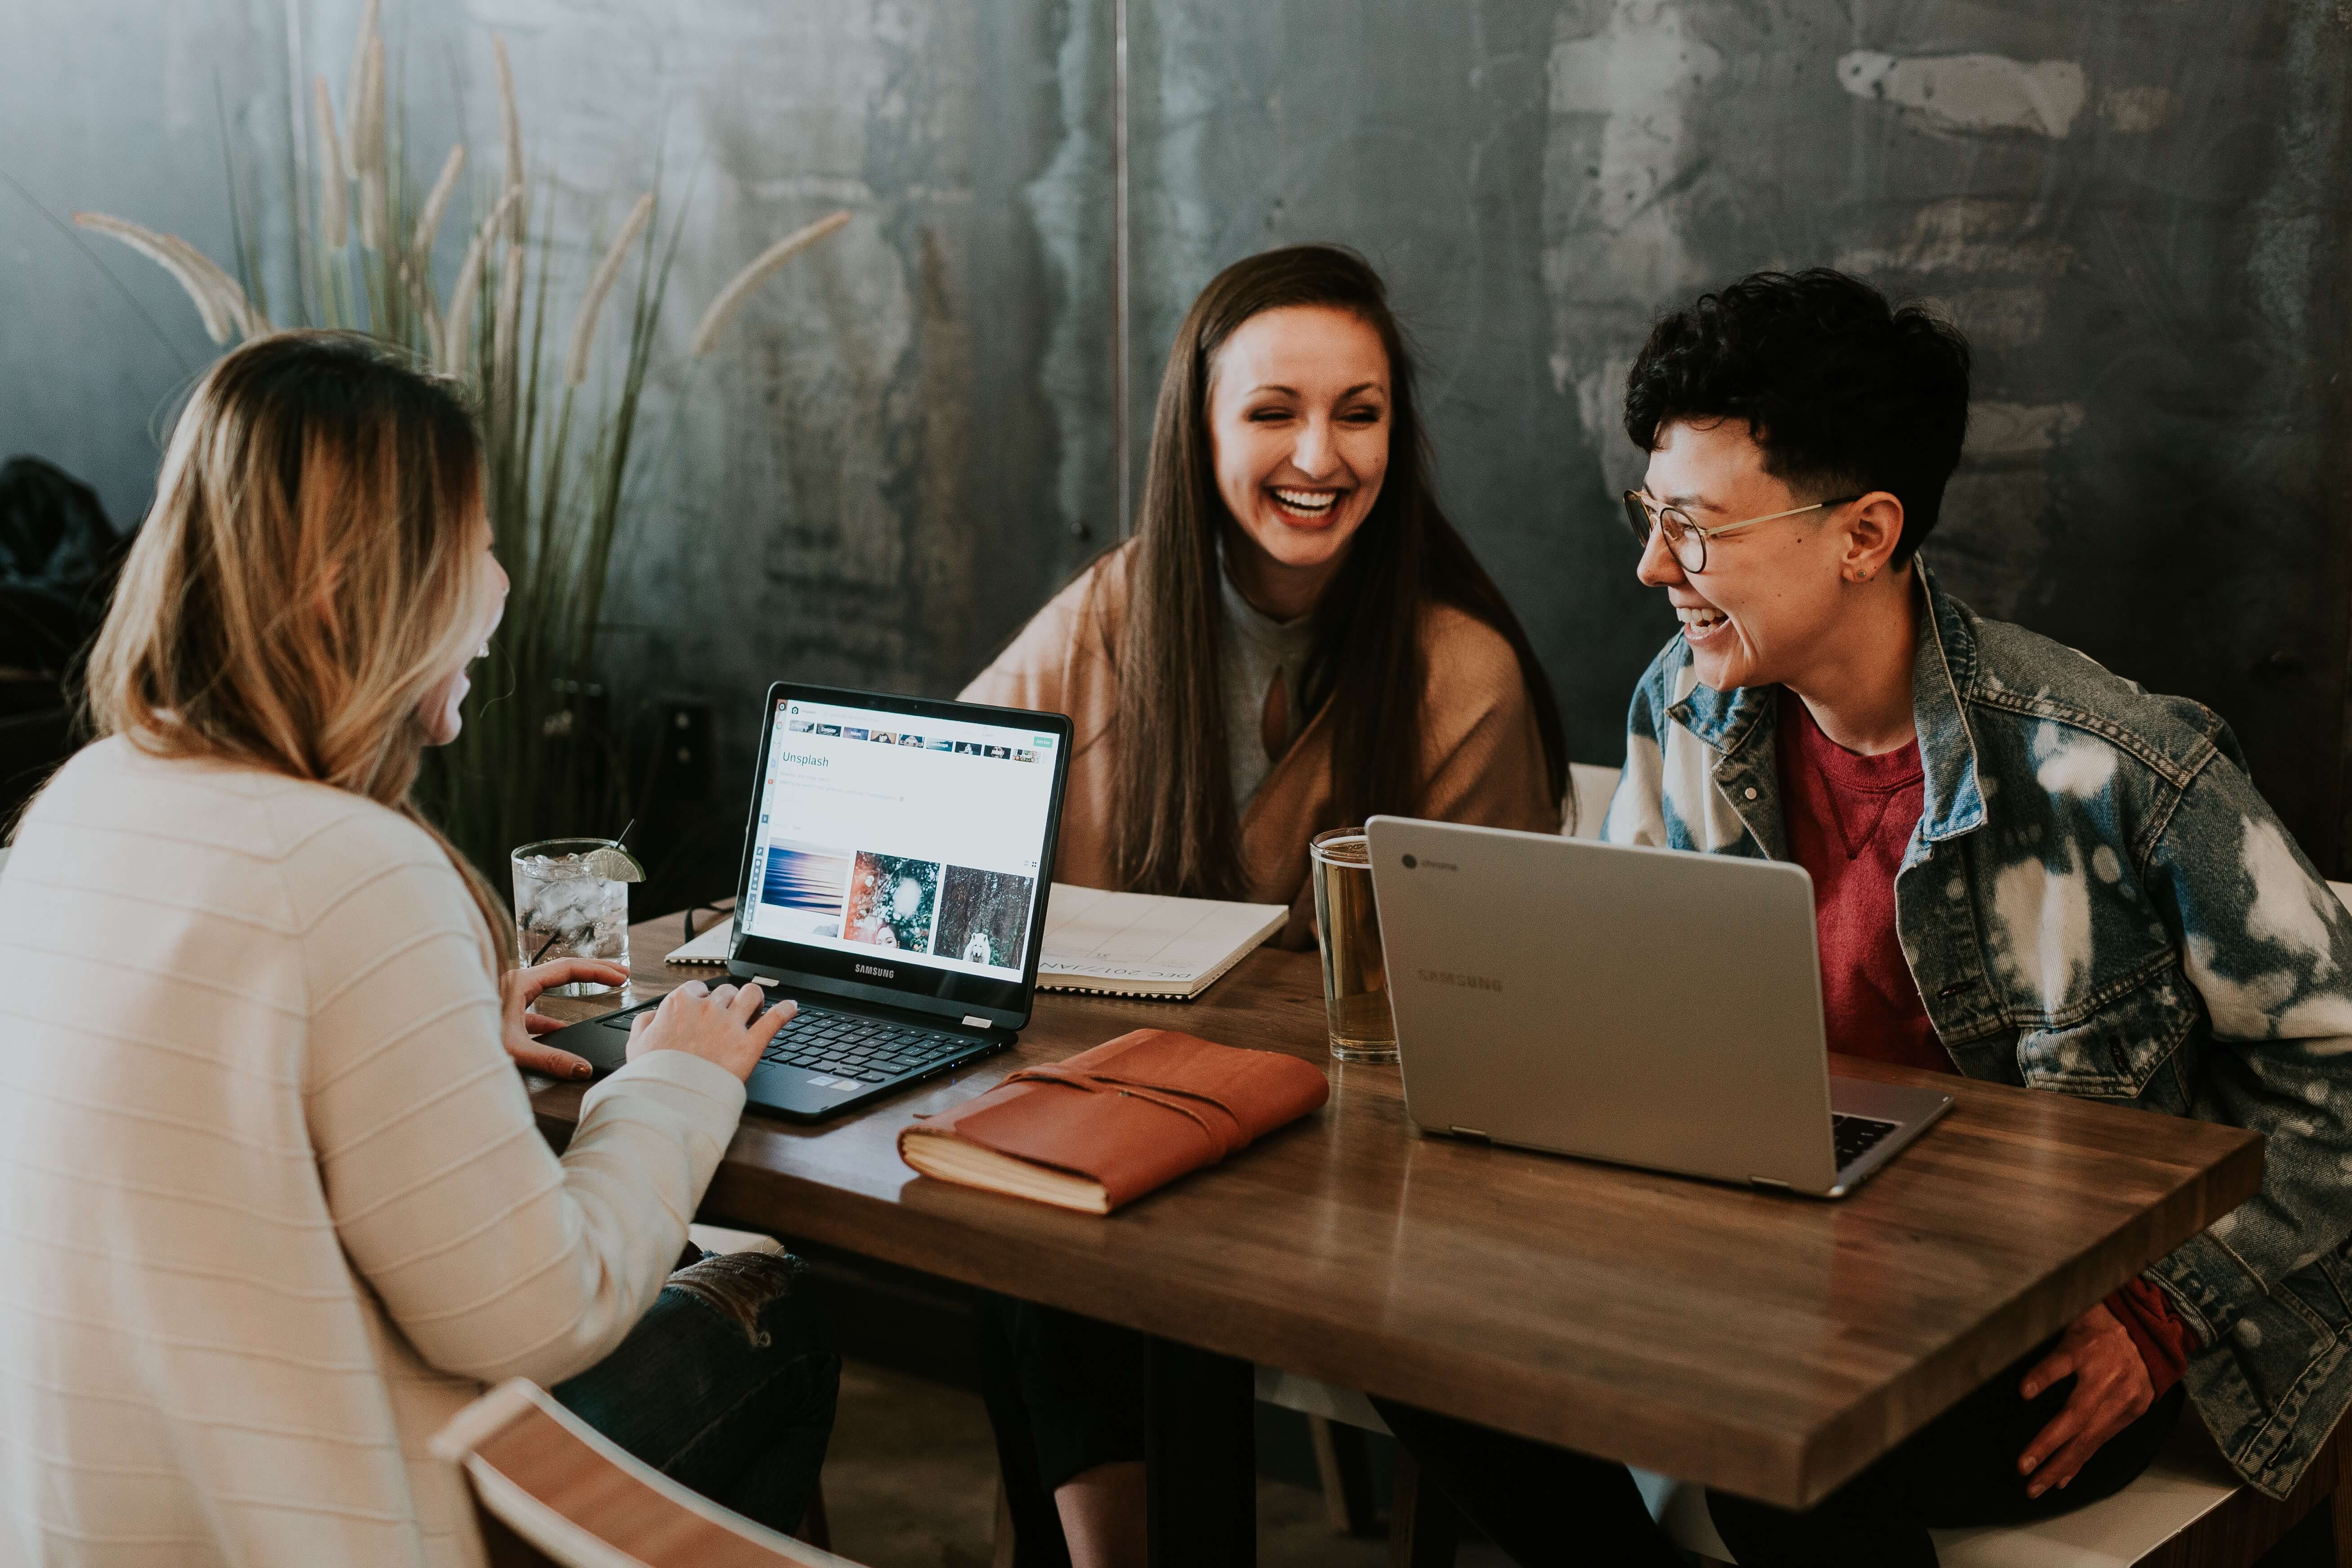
[
  {"x1": 1111, "y1": 245, "x2": 1567, "y2": 899},
  {"x1": 81, "y1": 331, "x2": 511, "y2": 960}
]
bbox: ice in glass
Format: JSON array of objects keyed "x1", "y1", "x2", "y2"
[{"x1": 510, "y1": 837, "x2": 632, "y2": 996}]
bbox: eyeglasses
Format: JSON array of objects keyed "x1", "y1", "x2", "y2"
[{"x1": 1621, "y1": 491, "x2": 1861, "y2": 574}]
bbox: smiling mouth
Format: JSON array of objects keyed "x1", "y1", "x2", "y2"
[
  {"x1": 1676, "y1": 604, "x2": 1729, "y2": 641},
  {"x1": 1269, "y1": 486, "x2": 1342, "y2": 522}
]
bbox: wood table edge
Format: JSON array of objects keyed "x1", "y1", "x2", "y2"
[{"x1": 1787, "y1": 1123, "x2": 2263, "y2": 1505}]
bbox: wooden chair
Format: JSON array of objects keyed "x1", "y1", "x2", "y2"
[{"x1": 430, "y1": 1378, "x2": 863, "y2": 1568}]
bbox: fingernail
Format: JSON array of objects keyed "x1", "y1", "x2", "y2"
[{"x1": 575, "y1": 1063, "x2": 592, "y2": 1079}]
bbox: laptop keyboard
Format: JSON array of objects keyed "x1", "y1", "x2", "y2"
[
  {"x1": 1832, "y1": 1113, "x2": 1899, "y2": 1170},
  {"x1": 758, "y1": 1004, "x2": 981, "y2": 1083},
  {"x1": 599, "y1": 989, "x2": 980, "y2": 1086}
]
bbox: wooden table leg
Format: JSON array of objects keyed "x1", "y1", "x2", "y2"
[
  {"x1": 1145, "y1": 1336, "x2": 1255, "y2": 1566},
  {"x1": 1388, "y1": 1448, "x2": 1461, "y2": 1568},
  {"x1": 1310, "y1": 1415, "x2": 1382, "y2": 1537}
]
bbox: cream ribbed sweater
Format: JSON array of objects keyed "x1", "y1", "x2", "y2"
[{"x1": 0, "y1": 738, "x2": 748, "y2": 1566}]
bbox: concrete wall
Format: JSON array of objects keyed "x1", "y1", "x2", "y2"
[
  {"x1": 9, "y1": 0, "x2": 2352, "y2": 866},
  {"x1": 1129, "y1": 0, "x2": 2352, "y2": 868}
]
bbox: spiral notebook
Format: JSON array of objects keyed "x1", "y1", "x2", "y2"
[{"x1": 666, "y1": 884, "x2": 1286, "y2": 1001}]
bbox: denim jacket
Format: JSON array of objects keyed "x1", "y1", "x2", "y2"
[{"x1": 1603, "y1": 563, "x2": 2352, "y2": 1499}]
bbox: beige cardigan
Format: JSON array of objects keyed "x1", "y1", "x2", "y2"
[
  {"x1": 0, "y1": 738, "x2": 745, "y2": 1567},
  {"x1": 962, "y1": 544, "x2": 1561, "y2": 946}
]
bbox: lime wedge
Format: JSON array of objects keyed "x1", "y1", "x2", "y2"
[{"x1": 583, "y1": 844, "x2": 646, "y2": 883}]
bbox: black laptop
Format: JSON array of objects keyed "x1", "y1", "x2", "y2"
[{"x1": 543, "y1": 682, "x2": 1073, "y2": 1121}]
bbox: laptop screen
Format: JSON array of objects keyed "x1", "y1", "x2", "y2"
[{"x1": 736, "y1": 692, "x2": 1066, "y2": 1008}]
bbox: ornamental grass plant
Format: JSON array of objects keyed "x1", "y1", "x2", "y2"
[{"x1": 74, "y1": 0, "x2": 847, "y2": 886}]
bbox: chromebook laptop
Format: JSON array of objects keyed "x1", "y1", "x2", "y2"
[
  {"x1": 544, "y1": 683, "x2": 1072, "y2": 1121},
  {"x1": 1365, "y1": 818, "x2": 1951, "y2": 1198}
]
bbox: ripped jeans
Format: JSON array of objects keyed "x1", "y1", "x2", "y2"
[{"x1": 552, "y1": 1246, "x2": 839, "y2": 1534}]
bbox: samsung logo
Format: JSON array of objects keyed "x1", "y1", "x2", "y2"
[
  {"x1": 1419, "y1": 969, "x2": 1503, "y2": 993},
  {"x1": 854, "y1": 963, "x2": 895, "y2": 979}
]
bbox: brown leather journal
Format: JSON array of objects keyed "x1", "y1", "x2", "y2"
[{"x1": 897, "y1": 1028, "x2": 1330, "y2": 1213}]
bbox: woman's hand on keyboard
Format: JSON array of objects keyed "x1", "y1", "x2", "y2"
[{"x1": 627, "y1": 979, "x2": 798, "y2": 1082}]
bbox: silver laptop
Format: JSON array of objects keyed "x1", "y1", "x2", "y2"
[{"x1": 1365, "y1": 818, "x2": 1951, "y2": 1198}]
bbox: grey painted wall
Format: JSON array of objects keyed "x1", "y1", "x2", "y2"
[
  {"x1": 1128, "y1": 0, "x2": 2352, "y2": 869},
  {"x1": 9, "y1": 1, "x2": 2352, "y2": 867}
]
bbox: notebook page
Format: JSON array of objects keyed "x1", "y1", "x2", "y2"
[{"x1": 1039, "y1": 885, "x2": 1287, "y2": 986}]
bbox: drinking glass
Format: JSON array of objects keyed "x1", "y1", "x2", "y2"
[
  {"x1": 1310, "y1": 827, "x2": 1396, "y2": 1063},
  {"x1": 511, "y1": 837, "x2": 631, "y2": 996}
]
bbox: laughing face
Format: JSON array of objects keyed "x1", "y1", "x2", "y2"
[
  {"x1": 418, "y1": 514, "x2": 509, "y2": 746},
  {"x1": 1635, "y1": 417, "x2": 1879, "y2": 694},
  {"x1": 1207, "y1": 304, "x2": 1390, "y2": 615}
]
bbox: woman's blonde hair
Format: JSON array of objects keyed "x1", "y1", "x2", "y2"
[{"x1": 85, "y1": 331, "x2": 510, "y2": 961}]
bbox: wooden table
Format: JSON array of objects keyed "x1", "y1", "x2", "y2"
[{"x1": 532, "y1": 911, "x2": 2261, "y2": 1558}]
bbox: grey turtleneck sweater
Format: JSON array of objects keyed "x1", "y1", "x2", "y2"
[{"x1": 1218, "y1": 567, "x2": 1318, "y2": 812}]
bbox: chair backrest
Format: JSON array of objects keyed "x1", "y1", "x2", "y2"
[
  {"x1": 1567, "y1": 763, "x2": 1620, "y2": 840},
  {"x1": 431, "y1": 1379, "x2": 861, "y2": 1568}
]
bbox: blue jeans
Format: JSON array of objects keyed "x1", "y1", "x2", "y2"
[{"x1": 553, "y1": 1248, "x2": 839, "y2": 1535}]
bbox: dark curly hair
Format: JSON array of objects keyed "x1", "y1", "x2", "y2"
[{"x1": 1622, "y1": 269, "x2": 1971, "y2": 566}]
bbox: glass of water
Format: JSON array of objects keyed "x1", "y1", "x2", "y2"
[
  {"x1": 511, "y1": 838, "x2": 632, "y2": 996},
  {"x1": 1310, "y1": 827, "x2": 1396, "y2": 1063}
]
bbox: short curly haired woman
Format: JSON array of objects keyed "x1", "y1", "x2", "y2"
[{"x1": 0, "y1": 333, "x2": 835, "y2": 1566}]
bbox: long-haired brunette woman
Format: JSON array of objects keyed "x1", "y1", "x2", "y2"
[
  {"x1": 0, "y1": 334, "x2": 834, "y2": 1566},
  {"x1": 964, "y1": 243, "x2": 1567, "y2": 948},
  {"x1": 962, "y1": 246, "x2": 1567, "y2": 1568}
]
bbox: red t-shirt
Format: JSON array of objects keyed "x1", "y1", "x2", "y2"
[
  {"x1": 1774, "y1": 688, "x2": 2195, "y2": 1389},
  {"x1": 1775, "y1": 688, "x2": 1946, "y2": 1075}
]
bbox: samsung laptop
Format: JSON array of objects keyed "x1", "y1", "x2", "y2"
[
  {"x1": 1365, "y1": 818, "x2": 1951, "y2": 1198},
  {"x1": 544, "y1": 684, "x2": 1072, "y2": 1121}
]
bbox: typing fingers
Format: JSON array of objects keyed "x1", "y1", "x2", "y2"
[{"x1": 754, "y1": 998, "x2": 799, "y2": 1045}]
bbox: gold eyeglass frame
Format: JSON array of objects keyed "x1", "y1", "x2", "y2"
[{"x1": 1622, "y1": 491, "x2": 1861, "y2": 574}]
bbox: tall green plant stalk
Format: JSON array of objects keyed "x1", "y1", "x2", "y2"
[{"x1": 71, "y1": 4, "x2": 848, "y2": 886}]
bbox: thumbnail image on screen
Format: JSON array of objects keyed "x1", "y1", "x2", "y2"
[
  {"x1": 758, "y1": 841, "x2": 852, "y2": 940},
  {"x1": 934, "y1": 867, "x2": 1036, "y2": 969},
  {"x1": 843, "y1": 852, "x2": 941, "y2": 952}
]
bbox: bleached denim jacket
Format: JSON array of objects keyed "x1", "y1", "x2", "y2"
[{"x1": 1603, "y1": 563, "x2": 2352, "y2": 1499}]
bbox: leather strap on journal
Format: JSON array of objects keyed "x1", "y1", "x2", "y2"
[
  {"x1": 999, "y1": 1062, "x2": 1249, "y2": 1159},
  {"x1": 900, "y1": 1028, "x2": 1331, "y2": 1210}
]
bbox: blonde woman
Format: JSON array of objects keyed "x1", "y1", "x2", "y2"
[{"x1": 0, "y1": 334, "x2": 835, "y2": 1566}]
